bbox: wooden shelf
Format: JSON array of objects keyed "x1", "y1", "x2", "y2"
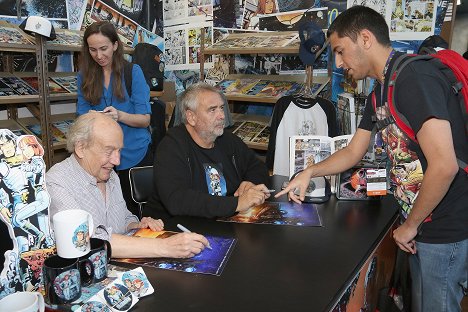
[{"x1": 0, "y1": 42, "x2": 35, "y2": 53}]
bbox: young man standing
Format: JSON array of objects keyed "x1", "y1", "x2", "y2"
[{"x1": 277, "y1": 6, "x2": 468, "y2": 311}]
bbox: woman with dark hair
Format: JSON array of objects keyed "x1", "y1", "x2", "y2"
[{"x1": 77, "y1": 21, "x2": 152, "y2": 215}]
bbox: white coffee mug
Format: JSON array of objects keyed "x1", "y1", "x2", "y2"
[
  {"x1": 0, "y1": 291, "x2": 45, "y2": 312},
  {"x1": 53, "y1": 209, "x2": 94, "y2": 258}
]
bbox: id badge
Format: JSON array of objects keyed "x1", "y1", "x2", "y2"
[{"x1": 366, "y1": 168, "x2": 387, "y2": 196}]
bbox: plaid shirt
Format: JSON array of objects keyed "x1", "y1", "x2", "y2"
[{"x1": 46, "y1": 155, "x2": 139, "y2": 241}]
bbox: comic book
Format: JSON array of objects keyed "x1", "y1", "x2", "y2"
[
  {"x1": 255, "y1": 81, "x2": 297, "y2": 98},
  {"x1": 224, "y1": 79, "x2": 259, "y2": 95},
  {"x1": 250, "y1": 126, "x2": 270, "y2": 145},
  {"x1": 245, "y1": 80, "x2": 270, "y2": 96},
  {"x1": 50, "y1": 76, "x2": 78, "y2": 93},
  {"x1": 21, "y1": 77, "x2": 70, "y2": 94},
  {"x1": 0, "y1": 77, "x2": 38, "y2": 95},
  {"x1": 112, "y1": 229, "x2": 236, "y2": 276},
  {"x1": 232, "y1": 121, "x2": 268, "y2": 143},
  {"x1": 289, "y1": 134, "x2": 353, "y2": 192},
  {"x1": 25, "y1": 123, "x2": 67, "y2": 144},
  {"x1": 0, "y1": 80, "x2": 18, "y2": 96},
  {"x1": 215, "y1": 79, "x2": 236, "y2": 92},
  {"x1": 0, "y1": 24, "x2": 33, "y2": 45}
]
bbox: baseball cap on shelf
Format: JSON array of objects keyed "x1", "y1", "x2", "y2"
[
  {"x1": 298, "y1": 21, "x2": 326, "y2": 66},
  {"x1": 20, "y1": 16, "x2": 56, "y2": 39}
]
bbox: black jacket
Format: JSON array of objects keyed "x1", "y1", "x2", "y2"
[{"x1": 146, "y1": 125, "x2": 269, "y2": 218}]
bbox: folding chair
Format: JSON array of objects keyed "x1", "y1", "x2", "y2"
[{"x1": 128, "y1": 166, "x2": 154, "y2": 219}]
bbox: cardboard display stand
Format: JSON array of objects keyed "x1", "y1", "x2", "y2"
[{"x1": 0, "y1": 129, "x2": 55, "y2": 299}]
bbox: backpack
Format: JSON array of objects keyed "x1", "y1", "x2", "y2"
[
  {"x1": 123, "y1": 61, "x2": 166, "y2": 152},
  {"x1": 372, "y1": 49, "x2": 468, "y2": 173},
  {"x1": 131, "y1": 42, "x2": 165, "y2": 91}
]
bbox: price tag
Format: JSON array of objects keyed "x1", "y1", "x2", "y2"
[{"x1": 366, "y1": 168, "x2": 387, "y2": 196}]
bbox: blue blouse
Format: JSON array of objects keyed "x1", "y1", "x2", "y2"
[{"x1": 77, "y1": 64, "x2": 151, "y2": 170}]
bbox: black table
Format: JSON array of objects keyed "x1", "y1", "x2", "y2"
[{"x1": 122, "y1": 176, "x2": 399, "y2": 312}]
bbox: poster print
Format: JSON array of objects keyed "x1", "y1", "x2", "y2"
[
  {"x1": 389, "y1": 0, "x2": 438, "y2": 40},
  {"x1": 218, "y1": 202, "x2": 322, "y2": 226},
  {"x1": 67, "y1": 0, "x2": 88, "y2": 30},
  {"x1": 163, "y1": 0, "x2": 212, "y2": 27},
  {"x1": 258, "y1": 8, "x2": 328, "y2": 31},
  {"x1": 213, "y1": 0, "x2": 237, "y2": 28},
  {"x1": 132, "y1": 25, "x2": 164, "y2": 51},
  {"x1": 86, "y1": 0, "x2": 138, "y2": 47},
  {"x1": 164, "y1": 22, "x2": 213, "y2": 71},
  {"x1": 242, "y1": 0, "x2": 280, "y2": 29},
  {"x1": 189, "y1": 0, "x2": 213, "y2": 18},
  {"x1": 100, "y1": 0, "x2": 146, "y2": 26},
  {"x1": 0, "y1": 0, "x2": 68, "y2": 19},
  {"x1": 0, "y1": 131, "x2": 56, "y2": 299},
  {"x1": 163, "y1": 0, "x2": 187, "y2": 26},
  {"x1": 164, "y1": 27, "x2": 187, "y2": 68},
  {"x1": 276, "y1": 0, "x2": 317, "y2": 12},
  {"x1": 114, "y1": 229, "x2": 236, "y2": 276},
  {"x1": 347, "y1": 0, "x2": 388, "y2": 17}
]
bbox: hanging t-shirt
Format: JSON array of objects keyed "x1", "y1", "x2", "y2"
[{"x1": 267, "y1": 96, "x2": 337, "y2": 176}]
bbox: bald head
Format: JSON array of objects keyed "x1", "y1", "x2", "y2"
[
  {"x1": 67, "y1": 112, "x2": 123, "y2": 153},
  {"x1": 69, "y1": 112, "x2": 124, "y2": 182}
]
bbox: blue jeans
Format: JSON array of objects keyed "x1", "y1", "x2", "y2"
[{"x1": 409, "y1": 239, "x2": 468, "y2": 312}]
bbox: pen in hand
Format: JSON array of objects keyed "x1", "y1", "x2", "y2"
[{"x1": 177, "y1": 224, "x2": 213, "y2": 250}]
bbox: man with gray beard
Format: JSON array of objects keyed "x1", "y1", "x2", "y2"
[{"x1": 146, "y1": 83, "x2": 270, "y2": 218}]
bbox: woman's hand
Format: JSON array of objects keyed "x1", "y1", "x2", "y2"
[{"x1": 102, "y1": 106, "x2": 120, "y2": 122}]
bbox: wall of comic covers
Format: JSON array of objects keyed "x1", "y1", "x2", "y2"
[{"x1": 161, "y1": 0, "x2": 447, "y2": 96}]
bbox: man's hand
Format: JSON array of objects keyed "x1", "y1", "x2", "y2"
[
  {"x1": 393, "y1": 221, "x2": 418, "y2": 254},
  {"x1": 161, "y1": 232, "x2": 209, "y2": 258},
  {"x1": 138, "y1": 217, "x2": 164, "y2": 231},
  {"x1": 127, "y1": 217, "x2": 164, "y2": 232},
  {"x1": 275, "y1": 170, "x2": 313, "y2": 204},
  {"x1": 236, "y1": 184, "x2": 270, "y2": 213},
  {"x1": 234, "y1": 181, "x2": 255, "y2": 196}
]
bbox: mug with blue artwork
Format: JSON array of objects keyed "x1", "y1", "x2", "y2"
[
  {"x1": 53, "y1": 209, "x2": 94, "y2": 258},
  {"x1": 42, "y1": 255, "x2": 94, "y2": 305},
  {"x1": 86, "y1": 238, "x2": 112, "y2": 283}
]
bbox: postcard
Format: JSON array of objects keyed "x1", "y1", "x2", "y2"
[
  {"x1": 113, "y1": 229, "x2": 236, "y2": 276},
  {"x1": 218, "y1": 202, "x2": 322, "y2": 226}
]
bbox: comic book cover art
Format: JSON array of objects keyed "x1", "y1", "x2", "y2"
[
  {"x1": 0, "y1": 25, "x2": 33, "y2": 45},
  {"x1": 232, "y1": 121, "x2": 267, "y2": 142},
  {"x1": 0, "y1": 80, "x2": 17, "y2": 96},
  {"x1": 224, "y1": 79, "x2": 259, "y2": 94},
  {"x1": 218, "y1": 202, "x2": 322, "y2": 226},
  {"x1": 113, "y1": 229, "x2": 236, "y2": 276},
  {"x1": 337, "y1": 167, "x2": 383, "y2": 200},
  {"x1": 251, "y1": 126, "x2": 270, "y2": 144},
  {"x1": 254, "y1": 80, "x2": 295, "y2": 97},
  {"x1": 0, "y1": 77, "x2": 38, "y2": 96},
  {"x1": 25, "y1": 124, "x2": 67, "y2": 144},
  {"x1": 50, "y1": 76, "x2": 78, "y2": 93},
  {"x1": 0, "y1": 131, "x2": 56, "y2": 299}
]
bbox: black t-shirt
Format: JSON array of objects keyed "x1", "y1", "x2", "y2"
[{"x1": 359, "y1": 52, "x2": 468, "y2": 243}]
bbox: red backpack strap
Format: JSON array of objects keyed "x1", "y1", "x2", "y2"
[{"x1": 386, "y1": 54, "x2": 422, "y2": 142}]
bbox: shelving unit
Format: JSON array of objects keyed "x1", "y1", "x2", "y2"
[
  {"x1": 0, "y1": 24, "x2": 133, "y2": 167},
  {"x1": 200, "y1": 30, "x2": 330, "y2": 150}
]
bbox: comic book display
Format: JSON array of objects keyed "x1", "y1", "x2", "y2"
[{"x1": 0, "y1": 130, "x2": 55, "y2": 299}]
